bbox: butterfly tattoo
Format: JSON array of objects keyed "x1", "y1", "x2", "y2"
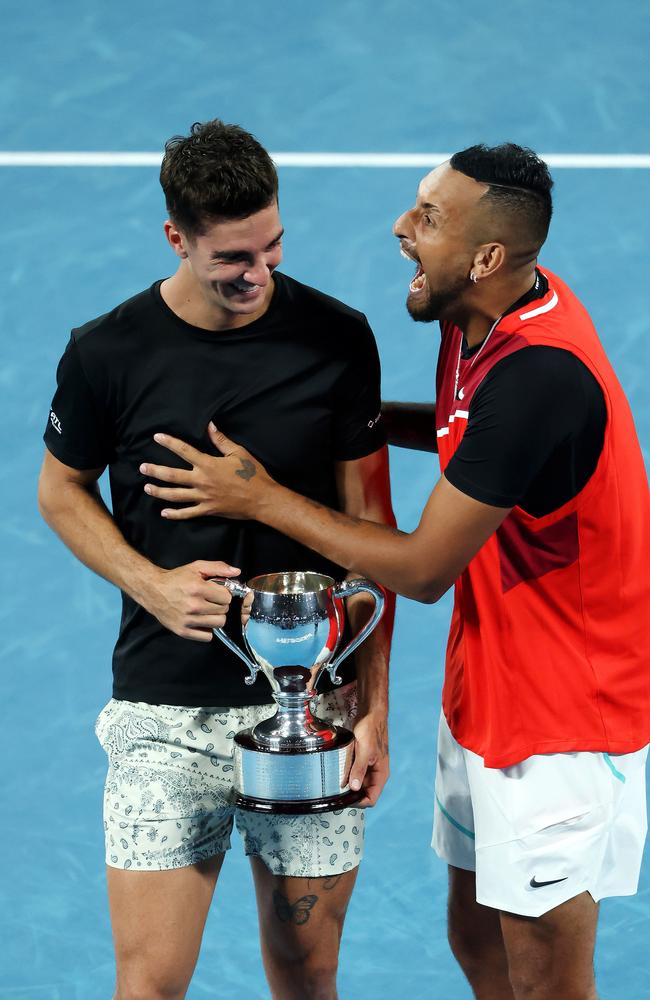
[{"x1": 273, "y1": 890, "x2": 319, "y2": 925}]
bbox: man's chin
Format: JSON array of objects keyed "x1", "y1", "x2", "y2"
[{"x1": 406, "y1": 293, "x2": 439, "y2": 323}]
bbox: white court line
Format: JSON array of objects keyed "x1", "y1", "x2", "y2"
[{"x1": 0, "y1": 151, "x2": 650, "y2": 168}]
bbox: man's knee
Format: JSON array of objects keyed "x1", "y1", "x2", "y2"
[
  {"x1": 116, "y1": 988, "x2": 185, "y2": 1000},
  {"x1": 501, "y1": 892, "x2": 599, "y2": 1000},
  {"x1": 447, "y1": 917, "x2": 492, "y2": 980},
  {"x1": 507, "y1": 969, "x2": 598, "y2": 1000},
  {"x1": 447, "y1": 892, "x2": 503, "y2": 977},
  {"x1": 115, "y1": 985, "x2": 186, "y2": 1000},
  {"x1": 293, "y1": 962, "x2": 339, "y2": 999},
  {"x1": 115, "y1": 966, "x2": 189, "y2": 1000},
  {"x1": 263, "y1": 932, "x2": 340, "y2": 998},
  {"x1": 448, "y1": 920, "x2": 475, "y2": 968},
  {"x1": 507, "y1": 948, "x2": 597, "y2": 1000},
  {"x1": 273, "y1": 961, "x2": 338, "y2": 1000}
]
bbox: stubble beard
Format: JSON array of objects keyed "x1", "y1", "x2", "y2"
[{"x1": 406, "y1": 272, "x2": 468, "y2": 323}]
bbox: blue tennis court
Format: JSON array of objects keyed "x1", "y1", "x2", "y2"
[{"x1": 2, "y1": 1, "x2": 649, "y2": 996}]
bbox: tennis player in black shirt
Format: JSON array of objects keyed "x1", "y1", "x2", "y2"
[{"x1": 39, "y1": 120, "x2": 395, "y2": 1000}]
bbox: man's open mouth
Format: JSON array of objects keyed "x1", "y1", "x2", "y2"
[
  {"x1": 400, "y1": 245, "x2": 426, "y2": 296},
  {"x1": 225, "y1": 277, "x2": 262, "y2": 296},
  {"x1": 409, "y1": 262, "x2": 426, "y2": 294}
]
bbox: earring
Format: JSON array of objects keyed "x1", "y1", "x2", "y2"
[{"x1": 470, "y1": 272, "x2": 478, "y2": 284}]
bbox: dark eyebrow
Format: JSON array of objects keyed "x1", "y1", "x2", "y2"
[
  {"x1": 419, "y1": 201, "x2": 441, "y2": 213},
  {"x1": 210, "y1": 228, "x2": 284, "y2": 261}
]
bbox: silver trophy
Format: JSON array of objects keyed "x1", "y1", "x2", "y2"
[{"x1": 212, "y1": 571, "x2": 385, "y2": 814}]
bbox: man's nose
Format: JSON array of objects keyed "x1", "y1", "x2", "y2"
[
  {"x1": 243, "y1": 260, "x2": 271, "y2": 285},
  {"x1": 393, "y1": 209, "x2": 413, "y2": 240}
]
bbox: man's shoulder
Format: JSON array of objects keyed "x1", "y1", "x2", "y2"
[
  {"x1": 72, "y1": 283, "x2": 159, "y2": 349},
  {"x1": 277, "y1": 272, "x2": 369, "y2": 329}
]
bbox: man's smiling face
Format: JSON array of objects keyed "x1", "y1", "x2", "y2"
[
  {"x1": 393, "y1": 162, "x2": 487, "y2": 322},
  {"x1": 174, "y1": 202, "x2": 284, "y2": 319}
]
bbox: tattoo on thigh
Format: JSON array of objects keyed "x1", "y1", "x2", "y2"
[
  {"x1": 273, "y1": 890, "x2": 318, "y2": 925},
  {"x1": 322, "y1": 875, "x2": 342, "y2": 891}
]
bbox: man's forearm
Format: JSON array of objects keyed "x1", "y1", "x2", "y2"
[
  {"x1": 39, "y1": 451, "x2": 240, "y2": 641},
  {"x1": 353, "y1": 629, "x2": 390, "y2": 722},
  {"x1": 381, "y1": 401, "x2": 438, "y2": 452},
  {"x1": 257, "y1": 483, "x2": 431, "y2": 601},
  {"x1": 38, "y1": 478, "x2": 161, "y2": 606}
]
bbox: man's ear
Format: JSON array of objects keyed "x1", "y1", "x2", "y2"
[
  {"x1": 163, "y1": 220, "x2": 189, "y2": 259},
  {"x1": 470, "y1": 242, "x2": 506, "y2": 280}
]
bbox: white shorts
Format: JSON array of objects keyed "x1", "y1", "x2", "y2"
[
  {"x1": 95, "y1": 682, "x2": 364, "y2": 877},
  {"x1": 432, "y1": 712, "x2": 648, "y2": 917}
]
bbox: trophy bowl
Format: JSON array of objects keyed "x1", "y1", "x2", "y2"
[{"x1": 212, "y1": 571, "x2": 385, "y2": 814}]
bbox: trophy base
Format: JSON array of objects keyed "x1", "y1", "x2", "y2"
[
  {"x1": 233, "y1": 727, "x2": 360, "y2": 814},
  {"x1": 235, "y1": 788, "x2": 363, "y2": 815}
]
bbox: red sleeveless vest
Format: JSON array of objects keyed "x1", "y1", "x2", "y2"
[{"x1": 436, "y1": 267, "x2": 650, "y2": 767}]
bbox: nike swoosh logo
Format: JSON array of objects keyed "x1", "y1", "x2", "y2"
[{"x1": 529, "y1": 876, "x2": 568, "y2": 888}]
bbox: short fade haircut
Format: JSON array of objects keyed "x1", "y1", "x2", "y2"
[
  {"x1": 450, "y1": 143, "x2": 554, "y2": 251},
  {"x1": 160, "y1": 119, "x2": 279, "y2": 238}
]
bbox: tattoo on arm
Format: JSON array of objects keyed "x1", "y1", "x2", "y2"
[
  {"x1": 273, "y1": 890, "x2": 319, "y2": 925},
  {"x1": 236, "y1": 458, "x2": 257, "y2": 481}
]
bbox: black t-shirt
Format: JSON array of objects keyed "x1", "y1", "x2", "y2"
[
  {"x1": 444, "y1": 272, "x2": 607, "y2": 517},
  {"x1": 44, "y1": 273, "x2": 386, "y2": 707}
]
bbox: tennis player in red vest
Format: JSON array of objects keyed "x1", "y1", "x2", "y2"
[{"x1": 141, "y1": 144, "x2": 650, "y2": 1000}]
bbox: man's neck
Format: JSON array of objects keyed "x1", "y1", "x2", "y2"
[
  {"x1": 161, "y1": 262, "x2": 275, "y2": 332},
  {"x1": 452, "y1": 266, "x2": 538, "y2": 349}
]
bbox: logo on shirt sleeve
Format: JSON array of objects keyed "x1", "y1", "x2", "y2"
[
  {"x1": 49, "y1": 410, "x2": 62, "y2": 434},
  {"x1": 367, "y1": 410, "x2": 382, "y2": 429}
]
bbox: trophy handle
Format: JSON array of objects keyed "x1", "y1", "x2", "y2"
[
  {"x1": 325, "y1": 579, "x2": 386, "y2": 686},
  {"x1": 209, "y1": 578, "x2": 259, "y2": 686}
]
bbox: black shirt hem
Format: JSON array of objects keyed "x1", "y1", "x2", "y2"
[
  {"x1": 333, "y1": 438, "x2": 386, "y2": 462},
  {"x1": 112, "y1": 687, "x2": 276, "y2": 710}
]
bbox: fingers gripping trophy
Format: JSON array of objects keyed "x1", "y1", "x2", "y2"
[{"x1": 212, "y1": 571, "x2": 385, "y2": 814}]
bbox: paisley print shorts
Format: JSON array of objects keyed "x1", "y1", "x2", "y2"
[{"x1": 95, "y1": 683, "x2": 365, "y2": 876}]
